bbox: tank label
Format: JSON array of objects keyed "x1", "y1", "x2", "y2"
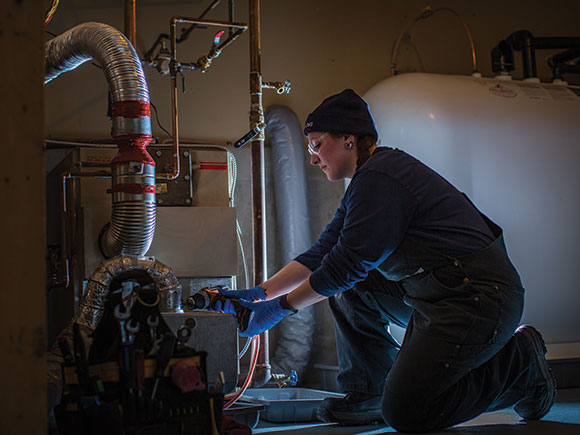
[
  {"x1": 489, "y1": 84, "x2": 517, "y2": 98},
  {"x1": 516, "y1": 83, "x2": 552, "y2": 101},
  {"x1": 489, "y1": 82, "x2": 579, "y2": 101}
]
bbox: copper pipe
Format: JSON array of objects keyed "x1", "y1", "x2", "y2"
[
  {"x1": 217, "y1": 27, "x2": 246, "y2": 52},
  {"x1": 124, "y1": 0, "x2": 137, "y2": 46},
  {"x1": 390, "y1": 6, "x2": 477, "y2": 76},
  {"x1": 159, "y1": 18, "x2": 181, "y2": 182},
  {"x1": 249, "y1": 0, "x2": 271, "y2": 387},
  {"x1": 176, "y1": 0, "x2": 221, "y2": 44},
  {"x1": 159, "y1": 16, "x2": 248, "y2": 181}
]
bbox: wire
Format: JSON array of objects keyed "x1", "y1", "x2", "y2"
[
  {"x1": 209, "y1": 397, "x2": 220, "y2": 435},
  {"x1": 150, "y1": 101, "x2": 172, "y2": 138},
  {"x1": 390, "y1": 6, "x2": 477, "y2": 76},
  {"x1": 44, "y1": 0, "x2": 59, "y2": 26},
  {"x1": 224, "y1": 334, "x2": 260, "y2": 409},
  {"x1": 238, "y1": 335, "x2": 252, "y2": 360}
]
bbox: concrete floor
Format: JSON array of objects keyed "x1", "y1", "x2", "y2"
[{"x1": 249, "y1": 388, "x2": 580, "y2": 435}]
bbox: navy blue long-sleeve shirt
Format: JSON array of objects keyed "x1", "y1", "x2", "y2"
[{"x1": 295, "y1": 147, "x2": 495, "y2": 297}]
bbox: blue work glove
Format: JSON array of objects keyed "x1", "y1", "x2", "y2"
[
  {"x1": 212, "y1": 298, "x2": 235, "y2": 313},
  {"x1": 218, "y1": 285, "x2": 266, "y2": 301},
  {"x1": 237, "y1": 297, "x2": 296, "y2": 337},
  {"x1": 216, "y1": 296, "x2": 296, "y2": 337}
]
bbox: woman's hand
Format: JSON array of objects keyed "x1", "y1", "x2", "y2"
[
  {"x1": 216, "y1": 296, "x2": 295, "y2": 337},
  {"x1": 217, "y1": 285, "x2": 266, "y2": 301}
]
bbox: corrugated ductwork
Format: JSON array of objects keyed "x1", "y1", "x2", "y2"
[
  {"x1": 74, "y1": 255, "x2": 182, "y2": 328},
  {"x1": 47, "y1": 256, "x2": 182, "y2": 409},
  {"x1": 45, "y1": 22, "x2": 156, "y2": 256}
]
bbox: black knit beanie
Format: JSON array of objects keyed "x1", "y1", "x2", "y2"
[{"x1": 304, "y1": 89, "x2": 378, "y2": 140}]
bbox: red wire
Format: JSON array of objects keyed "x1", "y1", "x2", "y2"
[{"x1": 223, "y1": 334, "x2": 260, "y2": 409}]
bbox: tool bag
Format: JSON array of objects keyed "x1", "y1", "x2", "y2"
[{"x1": 54, "y1": 273, "x2": 224, "y2": 435}]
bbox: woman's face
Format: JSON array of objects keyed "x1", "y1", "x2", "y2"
[{"x1": 307, "y1": 132, "x2": 357, "y2": 181}]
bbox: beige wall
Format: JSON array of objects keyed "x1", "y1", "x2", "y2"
[{"x1": 45, "y1": 0, "x2": 580, "y2": 141}]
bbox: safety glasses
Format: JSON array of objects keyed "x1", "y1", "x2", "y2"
[{"x1": 307, "y1": 132, "x2": 329, "y2": 156}]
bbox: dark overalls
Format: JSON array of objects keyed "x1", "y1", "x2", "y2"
[{"x1": 329, "y1": 215, "x2": 533, "y2": 432}]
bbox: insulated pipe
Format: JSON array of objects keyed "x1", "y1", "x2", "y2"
[
  {"x1": 75, "y1": 255, "x2": 182, "y2": 328},
  {"x1": 265, "y1": 106, "x2": 315, "y2": 378},
  {"x1": 47, "y1": 255, "x2": 182, "y2": 409},
  {"x1": 45, "y1": 22, "x2": 156, "y2": 257},
  {"x1": 249, "y1": 0, "x2": 271, "y2": 386}
]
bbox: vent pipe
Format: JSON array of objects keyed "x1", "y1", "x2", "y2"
[{"x1": 45, "y1": 22, "x2": 156, "y2": 256}]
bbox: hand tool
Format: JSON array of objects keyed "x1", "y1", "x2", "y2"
[
  {"x1": 150, "y1": 332, "x2": 177, "y2": 401},
  {"x1": 134, "y1": 349, "x2": 146, "y2": 423},
  {"x1": 147, "y1": 314, "x2": 159, "y2": 343},
  {"x1": 147, "y1": 314, "x2": 163, "y2": 356},
  {"x1": 185, "y1": 287, "x2": 252, "y2": 331},
  {"x1": 114, "y1": 303, "x2": 137, "y2": 345},
  {"x1": 72, "y1": 322, "x2": 89, "y2": 392},
  {"x1": 114, "y1": 304, "x2": 140, "y2": 423}
]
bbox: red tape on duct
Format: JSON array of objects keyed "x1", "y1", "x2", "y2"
[
  {"x1": 112, "y1": 100, "x2": 155, "y2": 165},
  {"x1": 112, "y1": 100, "x2": 151, "y2": 118},
  {"x1": 110, "y1": 183, "x2": 156, "y2": 194},
  {"x1": 112, "y1": 135, "x2": 155, "y2": 165}
]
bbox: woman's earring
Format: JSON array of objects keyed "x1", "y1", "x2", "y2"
[{"x1": 345, "y1": 141, "x2": 354, "y2": 150}]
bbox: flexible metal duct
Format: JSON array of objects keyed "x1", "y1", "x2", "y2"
[
  {"x1": 265, "y1": 105, "x2": 315, "y2": 378},
  {"x1": 45, "y1": 22, "x2": 156, "y2": 256},
  {"x1": 47, "y1": 256, "x2": 182, "y2": 409},
  {"x1": 75, "y1": 255, "x2": 182, "y2": 328}
]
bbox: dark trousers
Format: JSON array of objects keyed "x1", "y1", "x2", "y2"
[{"x1": 329, "y1": 263, "x2": 533, "y2": 432}]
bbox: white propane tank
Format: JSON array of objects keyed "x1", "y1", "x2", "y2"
[{"x1": 365, "y1": 73, "x2": 580, "y2": 347}]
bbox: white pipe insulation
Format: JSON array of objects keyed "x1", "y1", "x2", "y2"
[{"x1": 265, "y1": 105, "x2": 316, "y2": 378}]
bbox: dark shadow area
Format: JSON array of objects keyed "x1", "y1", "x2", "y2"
[{"x1": 442, "y1": 421, "x2": 580, "y2": 435}]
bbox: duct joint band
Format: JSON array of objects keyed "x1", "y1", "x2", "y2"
[
  {"x1": 113, "y1": 117, "x2": 153, "y2": 136},
  {"x1": 111, "y1": 183, "x2": 156, "y2": 194}
]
